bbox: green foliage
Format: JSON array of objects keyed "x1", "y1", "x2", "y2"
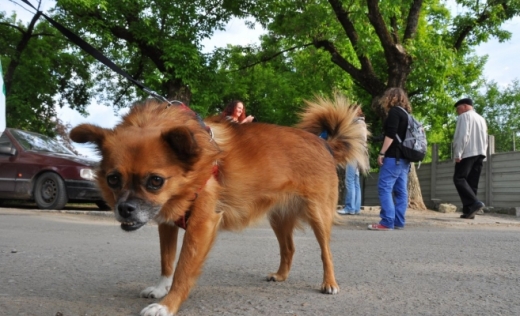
[
  {"x1": 476, "y1": 80, "x2": 520, "y2": 153},
  {"x1": 2, "y1": 0, "x2": 520, "y2": 156},
  {"x1": 219, "y1": 0, "x2": 520, "y2": 164},
  {"x1": 451, "y1": 0, "x2": 520, "y2": 48},
  {"x1": 52, "y1": 0, "x2": 258, "y2": 108},
  {"x1": 207, "y1": 41, "x2": 359, "y2": 126},
  {"x1": 0, "y1": 11, "x2": 93, "y2": 136}
]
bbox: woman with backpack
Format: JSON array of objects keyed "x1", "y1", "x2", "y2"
[{"x1": 368, "y1": 87, "x2": 411, "y2": 231}]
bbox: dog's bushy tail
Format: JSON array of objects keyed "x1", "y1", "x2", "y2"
[{"x1": 296, "y1": 93, "x2": 370, "y2": 173}]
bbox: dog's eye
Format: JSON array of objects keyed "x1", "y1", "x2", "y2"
[
  {"x1": 107, "y1": 174, "x2": 121, "y2": 189},
  {"x1": 146, "y1": 176, "x2": 164, "y2": 191}
]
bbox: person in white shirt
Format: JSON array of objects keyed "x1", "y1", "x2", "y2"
[{"x1": 452, "y1": 98, "x2": 488, "y2": 219}]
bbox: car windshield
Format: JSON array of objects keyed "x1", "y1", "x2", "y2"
[{"x1": 10, "y1": 129, "x2": 76, "y2": 155}]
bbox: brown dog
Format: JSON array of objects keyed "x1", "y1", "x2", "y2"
[{"x1": 70, "y1": 94, "x2": 368, "y2": 316}]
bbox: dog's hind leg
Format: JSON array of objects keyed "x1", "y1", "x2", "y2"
[
  {"x1": 140, "y1": 223, "x2": 179, "y2": 299},
  {"x1": 306, "y1": 201, "x2": 340, "y2": 294},
  {"x1": 267, "y1": 211, "x2": 297, "y2": 282}
]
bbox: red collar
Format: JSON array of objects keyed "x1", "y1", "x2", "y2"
[{"x1": 174, "y1": 164, "x2": 219, "y2": 229}]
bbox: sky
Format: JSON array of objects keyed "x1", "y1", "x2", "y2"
[{"x1": 3, "y1": 0, "x2": 520, "y2": 158}]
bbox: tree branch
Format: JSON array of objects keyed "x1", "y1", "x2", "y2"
[
  {"x1": 453, "y1": 10, "x2": 490, "y2": 51},
  {"x1": 76, "y1": 8, "x2": 168, "y2": 73},
  {"x1": 404, "y1": 0, "x2": 423, "y2": 41},
  {"x1": 0, "y1": 22, "x2": 26, "y2": 34},
  {"x1": 366, "y1": 0, "x2": 395, "y2": 50},
  {"x1": 31, "y1": 32, "x2": 56, "y2": 38},
  {"x1": 327, "y1": 0, "x2": 376, "y2": 75},
  {"x1": 365, "y1": 0, "x2": 414, "y2": 88},
  {"x1": 229, "y1": 43, "x2": 314, "y2": 72},
  {"x1": 5, "y1": 11, "x2": 42, "y2": 96},
  {"x1": 313, "y1": 39, "x2": 386, "y2": 96},
  {"x1": 390, "y1": 16, "x2": 400, "y2": 44}
]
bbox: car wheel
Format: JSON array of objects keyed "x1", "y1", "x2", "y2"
[
  {"x1": 95, "y1": 200, "x2": 111, "y2": 211},
  {"x1": 34, "y1": 172, "x2": 68, "y2": 210}
]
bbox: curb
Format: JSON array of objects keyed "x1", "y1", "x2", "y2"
[
  {"x1": 32, "y1": 209, "x2": 114, "y2": 218},
  {"x1": 337, "y1": 206, "x2": 520, "y2": 229},
  {"x1": 0, "y1": 207, "x2": 114, "y2": 217},
  {"x1": 5, "y1": 207, "x2": 520, "y2": 229}
]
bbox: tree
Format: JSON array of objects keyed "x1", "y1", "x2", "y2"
[
  {"x1": 51, "y1": 0, "x2": 259, "y2": 111},
  {"x1": 3, "y1": 0, "x2": 263, "y2": 133},
  {"x1": 209, "y1": 40, "x2": 359, "y2": 125},
  {"x1": 240, "y1": 0, "x2": 520, "y2": 209},
  {"x1": 424, "y1": 81, "x2": 520, "y2": 159},
  {"x1": 0, "y1": 4, "x2": 93, "y2": 136},
  {"x1": 476, "y1": 80, "x2": 520, "y2": 153},
  {"x1": 4, "y1": 0, "x2": 520, "y2": 208}
]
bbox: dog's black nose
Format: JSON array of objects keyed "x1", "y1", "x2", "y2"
[{"x1": 118, "y1": 202, "x2": 137, "y2": 218}]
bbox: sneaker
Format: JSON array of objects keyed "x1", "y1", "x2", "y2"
[
  {"x1": 394, "y1": 226, "x2": 404, "y2": 230},
  {"x1": 337, "y1": 210, "x2": 354, "y2": 215},
  {"x1": 367, "y1": 223, "x2": 393, "y2": 231}
]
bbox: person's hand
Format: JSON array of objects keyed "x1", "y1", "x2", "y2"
[
  {"x1": 242, "y1": 115, "x2": 254, "y2": 123},
  {"x1": 377, "y1": 155, "x2": 384, "y2": 166},
  {"x1": 455, "y1": 158, "x2": 461, "y2": 163}
]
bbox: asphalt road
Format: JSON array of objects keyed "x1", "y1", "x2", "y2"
[{"x1": 1, "y1": 207, "x2": 520, "y2": 316}]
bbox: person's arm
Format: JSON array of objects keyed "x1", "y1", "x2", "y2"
[
  {"x1": 377, "y1": 136, "x2": 394, "y2": 166},
  {"x1": 241, "y1": 115, "x2": 254, "y2": 123}
]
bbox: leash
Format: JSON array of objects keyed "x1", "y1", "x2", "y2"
[{"x1": 18, "y1": 0, "x2": 174, "y2": 106}]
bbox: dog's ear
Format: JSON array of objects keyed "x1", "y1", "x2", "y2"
[
  {"x1": 162, "y1": 126, "x2": 200, "y2": 164},
  {"x1": 70, "y1": 124, "x2": 107, "y2": 148}
]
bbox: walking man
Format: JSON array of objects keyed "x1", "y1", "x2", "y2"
[{"x1": 452, "y1": 98, "x2": 488, "y2": 219}]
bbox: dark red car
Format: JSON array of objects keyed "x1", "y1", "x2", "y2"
[{"x1": 0, "y1": 128, "x2": 108, "y2": 210}]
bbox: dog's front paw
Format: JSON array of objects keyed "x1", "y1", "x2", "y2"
[
  {"x1": 321, "y1": 281, "x2": 340, "y2": 295},
  {"x1": 140, "y1": 276, "x2": 172, "y2": 299},
  {"x1": 266, "y1": 272, "x2": 288, "y2": 282},
  {"x1": 140, "y1": 303, "x2": 173, "y2": 316}
]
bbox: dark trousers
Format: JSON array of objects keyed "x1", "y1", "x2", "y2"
[{"x1": 453, "y1": 155, "x2": 485, "y2": 214}]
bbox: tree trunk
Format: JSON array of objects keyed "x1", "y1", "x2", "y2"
[
  {"x1": 165, "y1": 78, "x2": 192, "y2": 105},
  {"x1": 320, "y1": 0, "x2": 428, "y2": 211},
  {"x1": 5, "y1": 12, "x2": 42, "y2": 97},
  {"x1": 407, "y1": 163, "x2": 427, "y2": 210}
]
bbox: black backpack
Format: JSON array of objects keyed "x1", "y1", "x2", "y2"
[{"x1": 395, "y1": 107, "x2": 427, "y2": 162}]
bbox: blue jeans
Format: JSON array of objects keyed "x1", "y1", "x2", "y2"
[
  {"x1": 343, "y1": 164, "x2": 361, "y2": 213},
  {"x1": 378, "y1": 157, "x2": 410, "y2": 228}
]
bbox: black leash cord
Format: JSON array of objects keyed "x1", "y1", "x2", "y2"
[{"x1": 18, "y1": 0, "x2": 172, "y2": 105}]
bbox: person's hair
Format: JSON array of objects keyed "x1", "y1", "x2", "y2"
[
  {"x1": 379, "y1": 88, "x2": 412, "y2": 113},
  {"x1": 222, "y1": 100, "x2": 246, "y2": 122}
]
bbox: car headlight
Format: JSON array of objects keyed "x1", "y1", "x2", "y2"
[{"x1": 80, "y1": 168, "x2": 96, "y2": 181}]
